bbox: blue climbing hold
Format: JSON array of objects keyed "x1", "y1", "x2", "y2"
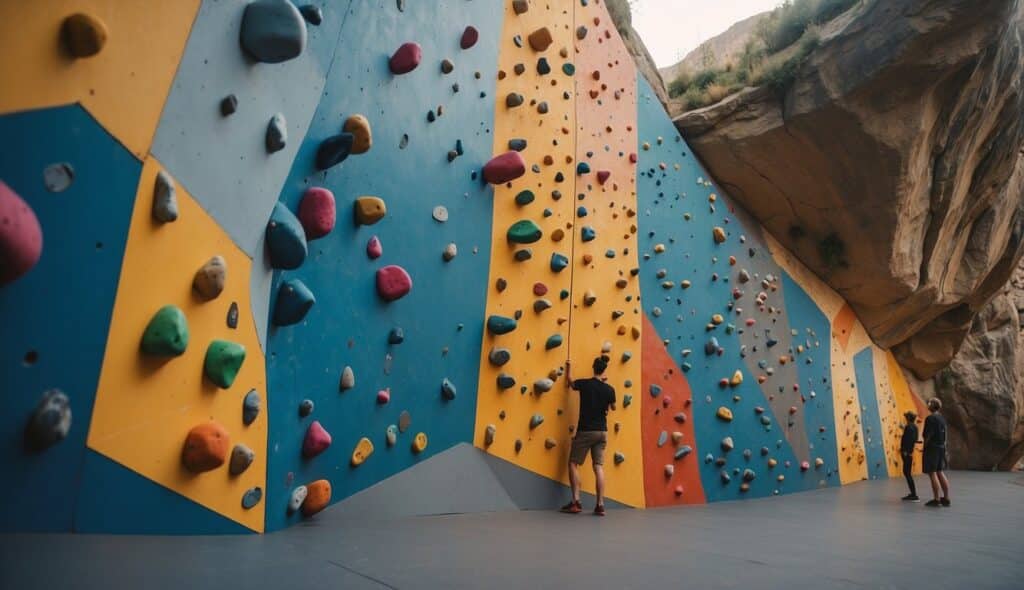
[
  {"x1": 487, "y1": 315, "x2": 518, "y2": 335},
  {"x1": 657, "y1": 431, "x2": 668, "y2": 447},
  {"x1": 240, "y1": 0, "x2": 307, "y2": 64},
  {"x1": 545, "y1": 334, "x2": 563, "y2": 350},
  {"x1": 514, "y1": 249, "x2": 533, "y2": 261},
  {"x1": 581, "y1": 226, "x2": 596, "y2": 242},
  {"x1": 441, "y1": 378, "x2": 457, "y2": 401},
  {"x1": 388, "y1": 327, "x2": 405, "y2": 344},
  {"x1": 704, "y1": 337, "x2": 719, "y2": 355},
  {"x1": 675, "y1": 445, "x2": 693, "y2": 460},
  {"x1": 241, "y1": 486, "x2": 263, "y2": 509},
  {"x1": 273, "y1": 278, "x2": 315, "y2": 326},
  {"x1": 243, "y1": 389, "x2": 261, "y2": 426},
  {"x1": 315, "y1": 133, "x2": 354, "y2": 170},
  {"x1": 266, "y1": 202, "x2": 307, "y2": 270},
  {"x1": 576, "y1": 206, "x2": 587, "y2": 217},
  {"x1": 550, "y1": 253, "x2": 569, "y2": 272},
  {"x1": 497, "y1": 373, "x2": 516, "y2": 389},
  {"x1": 650, "y1": 384, "x2": 662, "y2": 397},
  {"x1": 576, "y1": 162, "x2": 590, "y2": 175}
]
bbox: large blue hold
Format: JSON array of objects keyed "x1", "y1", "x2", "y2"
[
  {"x1": 273, "y1": 278, "x2": 316, "y2": 326},
  {"x1": 240, "y1": 0, "x2": 308, "y2": 64},
  {"x1": 486, "y1": 315, "x2": 517, "y2": 335},
  {"x1": 266, "y1": 202, "x2": 307, "y2": 269}
]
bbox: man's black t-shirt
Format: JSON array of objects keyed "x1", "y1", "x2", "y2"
[
  {"x1": 923, "y1": 413, "x2": 947, "y2": 450},
  {"x1": 572, "y1": 378, "x2": 616, "y2": 432}
]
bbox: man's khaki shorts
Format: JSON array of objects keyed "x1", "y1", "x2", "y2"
[{"x1": 569, "y1": 431, "x2": 607, "y2": 465}]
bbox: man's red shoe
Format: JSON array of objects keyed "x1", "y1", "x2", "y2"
[
  {"x1": 560, "y1": 500, "x2": 582, "y2": 514},
  {"x1": 593, "y1": 504, "x2": 606, "y2": 517}
]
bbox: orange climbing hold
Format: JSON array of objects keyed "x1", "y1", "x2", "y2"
[
  {"x1": 181, "y1": 422, "x2": 230, "y2": 473},
  {"x1": 301, "y1": 479, "x2": 331, "y2": 516}
]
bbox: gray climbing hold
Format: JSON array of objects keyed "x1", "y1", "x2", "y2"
[
  {"x1": 242, "y1": 487, "x2": 263, "y2": 509},
  {"x1": 240, "y1": 0, "x2": 308, "y2": 64},
  {"x1": 484, "y1": 424, "x2": 496, "y2": 445},
  {"x1": 533, "y1": 378, "x2": 554, "y2": 393},
  {"x1": 243, "y1": 389, "x2": 261, "y2": 425},
  {"x1": 386, "y1": 424, "x2": 398, "y2": 446},
  {"x1": 657, "y1": 430, "x2": 668, "y2": 447},
  {"x1": 440, "y1": 378, "x2": 457, "y2": 401},
  {"x1": 721, "y1": 436, "x2": 735, "y2": 452},
  {"x1": 533, "y1": 299, "x2": 552, "y2": 312},
  {"x1": 298, "y1": 399, "x2": 314, "y2": 417},
  {"x1": 266, "y1": 113, "x2": 287, "y2": 153},
  {"x1": 152, "y1": 170, "x2": 178, "y2": 223},
  {"x1": 229, "y1": 444, "x2": 255, "y2": 475},
  {"x1": 339, "y1": 366, "x2": 355, "y2": 391},
  {"x1": 220, "y1": 94, "x2": 238, "y2": 116},
  {"x1": 388, "y1": 327, "x2": 404, "y2": 344},
  {"x1": 742, "y1": 468, "x2": 756, "y2": 482},
  {"x1": 497, "y1": 373, "x2": 515, "y2": 389},
  {"x1": 227, "y1": 301, "x2": 239, "y2": 329},
  {"x1": 24, "y1": 389, "x2": 71, "y2": 452},
  {"x1": 192, "y1": 255, "x2": 227, "y2": 301},
  {"x1": 443, "y1": 243, "x2": 457, "y2": 261},
  {"x1": 298, "y1": 4, "x2": 322, "y2": 25},
  {"x1": 614, "y1": 452, "x2": 626, "y2": 465},
  {"x1": 432, "y1": 205, "x2": 449, "y2": 222},
  {"x1": 398, "y1": 410, "x2": 411, "y2": 433},
  {"x1": 488, "y1": 347, "x2": 511, "y2": 366},
  {"x1": 674, "y1": 445, "x2": 693, "y2": 460},
  {"x1": 529, "y1": 414, "x2": 544, "y2": 429},
  {"x1": 43, "y1": 162, "x2": 74, "y2": 193},
  {"x1": 288, "y1": 485, "x2": 308, "y2": 513}
]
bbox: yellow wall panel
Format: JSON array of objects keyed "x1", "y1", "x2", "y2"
[
  {"x1": 87, "y1": 156, "x2": 267, "y2": 532},
  {"x1": 0, "y1": 1, "x2": 200, "y2": 158}
]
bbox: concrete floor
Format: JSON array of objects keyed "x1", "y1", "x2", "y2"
[{"x1": 2, "y1": 471, "x2": 1021, "y2": 590}]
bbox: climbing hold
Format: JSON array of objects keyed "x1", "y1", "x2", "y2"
[
  {"x1": 367, "y1": 235, "x2": 382, "y2": 259},
  {"x1": 815, "y1": 457, "x2": 824, "y2": 468},
  {"x1": 596, "y1": 170, "x2": 611, "y2": 185},
  {"x1": 152, "y1": 170, "x2": 179, "y2": 223},
  {"x1": 343, "y1": 114, "x2": 373, "y2": 154},
  {"x1": 301, "y1": 480, "x2": 331, "y2": 516},
  {"x1": 298, "y1": 399, "x2": 314, "y2": 417},
  {"x1": 674, "y1": 412, "x2": 687, "y2": 424},
  {"x1": 243, "y1": 389, "x2": 261, "y2": 425},
  {"x1": 483, "y1": 151, "x2": 526, "y2": 184},
  {"x1": 545, "y1": 438, "x2": 557, "y2": 449},
  {"x1": 240, "y1": 0, "x2": 307, "y2": 63},
  {"x1": 505, "y1": 93, "x2": 525, "y2": 108},
  {"x1": 229, "y1": 444, "x2": 255, "y2": 475},
  {"x1": 613, "y1": 452, "x2": 625, "y2": 465},
  {"x1": 716, "y1": 407, "x2": 734, "y2": 421},
  {"x1": 411, "y1": 432, "x2": 428, "y2": 454},
  {"x1": 582, "y1": 290, "x2": 597, "y2": 306},
  {"x1": 509, "y1": 139, "x2": 528, "y2": 152},
  {"x1": 729, "y1": 370, "x2": 743, "y2": 387},
  {"x1": 581, "y1": 226, "x2": 596, "y2": 242},
  {"x1": 376, "y1": 388, "x2": 391, "y2": 404},
  {"x1": 241, "y1": 487, "x2": 263, "y2": 509},
  {"x1": 674, "y1": 445, "x2": 693, "y2": 460},
  {"x1": 220, "y1": 94, "x2": 239, "y2": 116},
  {"x1": 528, "y1": 27, "x2": 553, "y2": 51},
  {"x1": 507, "y1": 219, "x2": 543, "y2": 244},
  {"x1": 42, "y1": 163, "x2": 74, "y2": 193},
  {"x1": 315, "y1": 133, "x2": 354, "y2": 170},
  {"x1": 289, "y1": 486, "x2": 308, "y2": 513},
  {"x1": 302, "y1": 421, "x2": 332, "y2": 458},
  {"x1": 460, "y1": 26, "x2": 479, "y2": 49},
  {"x1": 650, "y1": 384, "x2": 662, "y2": 397},
  {"x1": 386, "y1": 425, "x2": 398, "y2": 447},
  {"x1": 536, "y1": 59, "x2": 551, "y2": 76},
  {"x1": 351, "y1": 437, "x2": 374, "y2": 466},
  {"x1": 800, "y1": 461, "x2": 810, "y2": 471},
  {"x1": 298, "y1": 187, "x2": 336, "y2": 239},
  {"x1": 534, "y1": 378, "x2": 554, "y2": 393},
  {"x1": 273, "y1": 278, "x2": 316, "y2": 325},
  {"x1": 488, "y1": 347, "x2": 512, "y2": 366},
  {"x1": 550, "y1": 253, "x2": 569, "y2": 272},
  {"x1": 23, "y1": 389, "x2": 71, "y2": 452},
  {"x1": 513, "y1": 248, "x2": 532, "y2": 261},
  {"x1": 664, "y1": 464, "x2": 675, "y2": 478},
  {"x1": 533, "y1": 299, "x2": 552, "y2": 313},
  {"x1": 299, "y1": 4, "x2": 322, "y2": 25},
  {"x1": 339, "y1": 366, "x2": 355, "y2": 391},
  {"x1": 266, "y1": 113, "x2": 287, "y2": 153},
  {"x1": 440, "y1": 378, "x2": 457, "y2": 401},
  {"x1": 514, "y1": 439, "x2": 523, "y2": 453},
  {"x1": 512, "y1": 0, "x2": 529, "y2": 14},
  {"x1": 192, "y1": 256, "x2": 227, "y2": 301},
  {"x1": 376, "y1": 265, "x2": 413, "y2": 301},
  {"x1": 181, "y1": 422, "x2": 229, "y2": 473},
  {"x1": 712, "y1": 226, "x2": 727, "y2": 243},
  {"x1": 484, "y1": 424, "x2": 496, "y2": 446},
  {"x1": 60, "y1": 13, "x2": 108, "y2": 57},
  {"x1": 432, "y1": 205, "x2": 449, "y2": 222},
  {"x1": 721, "y1": 437, "x2": 735, "y2": 452},
  {"x1": 389, "y1": 42, "x2": 422, "y2": 74},
  {"x1": 742, "y1": 469, "x2": 756, "y2": 482},
  {"x1": 442, "y1": 243, "x2": 458, "y2": 262},
  {"x1": 576, "y1": 162, "x2": 591, "y2": 175},
  {"x1": 398, "y1": 410, "x2": 411, "y2": 432},
  {"x1": 529, "y1": 414, "x2": 544, "y2": 429},
  {"x1": 545, "y1": 334, "x2": 563, "y2": 350},
  {"x1": 388, "y1": 327, "x2": 404, "y2": 344},
  {"x1": 265, "y1": 202, "x2": 308, "y2": 269},
  {"x1": 657, "y1": 430, "x2": 668, "y2": 447},
  {"x1": 623, "y1": 394, "x2": 632, "y2": 408},
  {"x1": 354, "y1": 196, "x2": 387, "y2": 225},
  {"x1": 203, "y1": 340, "x2": 246, "y2": 388},
  {"x1": 140, "y1": 305, "x2": 189, "y2": 357},
  {"x1": 576, "y1": 25, "x2": 588, "y2": 39},
  {"x1": 497, "y1": 374, "x2": 515, "y2": 389},
  {"x1": 487, "y1": 315, "x2": 517, "y2": 335}
]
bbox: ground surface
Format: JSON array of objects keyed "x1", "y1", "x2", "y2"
[{"x1": 2, "y1": 471, "x2": 1020, "y2": 590}]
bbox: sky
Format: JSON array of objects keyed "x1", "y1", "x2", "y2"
[{"x1": 630, "y1": 0, "x2": 783, "y2": 67}]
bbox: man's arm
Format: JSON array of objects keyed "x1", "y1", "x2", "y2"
[{"x1": 565, "y1": 360, "x2": 576, "y2": 390}]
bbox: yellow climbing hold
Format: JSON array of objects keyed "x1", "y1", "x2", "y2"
[
  {"x1": 343, "y1": 114, "x2": 373, "y2": 154},
  {"x1": 711, "y1": 314, "x2": 724, "y2": 325},
  {"x1": 716, "y1": 406, "x2": 733, "y2": 421},
  {"x1": 680, "y1": 280, "x2": 691, "y2": 289},
  {"x1": 712, "y1": 226, "x2": 726, "y2": 243},
  {"x1": 653, "y1": 243, "x2": 665, "y2": 253},
  {"x1": 730, "y1": 370, "x2": 743, "y2": 386},
  {"x1": 350, "y1": 437, "x2": 374, "y2": 466},
  {"x1": 354, "y1": 196, "x2": 387, "y2": 225},
  {"x1": 411, "y1": 432, "x2": 428, "y2": 453}
]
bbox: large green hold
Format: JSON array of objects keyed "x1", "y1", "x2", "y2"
[
  {"x1": 204, "y1": 339, "x2": 246, "y2": 388},
  {"x1": 140, "y1": 305, "x2": 189, "y2": 356},
  {"x1": 506, "y1": 219, "x2": 542, "y2": 244}
]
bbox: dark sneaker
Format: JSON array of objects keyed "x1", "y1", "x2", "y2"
[
  {"x1": 593, "y1": 504, "x2": 606, "y2": 517},
  {"x1": 925, "y1": 499, "x2": 941, "y2": 507},
  {"x1": 560, "y1": 500, "x2": 582, "y2": 514},
  {"x1": 901, "y1": 494, "x2": 920, "y2": 502},
  {"x1": 940, "y1": 498, "x2": 951, "y2": 507}
]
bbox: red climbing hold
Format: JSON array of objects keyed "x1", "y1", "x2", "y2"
[
  {"x1": 376, "y1": 265, "x2": 412, "y2": 301},
  {"x1": 629, "y1": 153, "x2": 638, "y2": 163},
  {"x1": 389, "y1": 42, "x2": 422, "y2": 74},
  {"x1": 377, "y1": 388, "x2": 391, "y2": 404},
  {"x1": 596, "y1": 170, "x2": 611, "y2": 185},
  {"x1": 460, "y1": 26, "x2": 479, "y2": 50},
  {"x1": 483, "y1": 151, "x2": 526, "y2": 184},
  {"x1": 302, "y1": 420, "x2": 332, "y2": 458},
  {"x1": 298, "y1": 187, "x2": 336, "y2": 239},
  {"x1": 533, "y1": 282, "x2": 548, "y2": 296},
  {"x1": 0, "y1": 180, "x2": 43, "y2": 286}
]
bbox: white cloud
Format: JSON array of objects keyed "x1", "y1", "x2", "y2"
[{"x1": 630, "y1": 0, "x2": 782, "y2": 67}]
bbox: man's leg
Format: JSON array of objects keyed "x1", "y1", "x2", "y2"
[
  {"x1": 938, "y1": 471, "x2": 950, "y2": 499},
  {"x1": 903, "y1": 456, "x2": 917, "y2": 496},
  {"x1": 593, "y1": 464, "x2": 605, "y2": 506},
  {"x1": 929, "y1": 472, "x2": 940, "y2": 501},
  {"x1": 568, "y1": 461, "x2": 581, "y2": 502}
]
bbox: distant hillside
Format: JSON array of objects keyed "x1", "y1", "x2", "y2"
[{"x1": 658, "y1": 10, "x2": 770, "y2": 83}]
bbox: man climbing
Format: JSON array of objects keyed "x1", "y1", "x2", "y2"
[
  {"x1": 561, "y1": 355, "x2": 616, "y2": 516},
  {"x1": 922, "y1": 398, "x2": 952, "y2": 507}
]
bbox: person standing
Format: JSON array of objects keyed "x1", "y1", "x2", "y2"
[
  {"x1": 922, "y1": 398, "x2": 951, "y2": 507},
  {"x1": 560, "y1": 356, "x2": 616, "y2": 516},
  {"x1": 900, "y1": 411, "x2": 920, "y2": 502}
]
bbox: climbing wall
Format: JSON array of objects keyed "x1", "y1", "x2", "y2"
[{"x1": 0, "y1": 0, "x2": 926, "y2": 534}]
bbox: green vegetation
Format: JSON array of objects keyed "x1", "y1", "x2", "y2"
[{"x1": 668, "y1": 0, "x2": 860, "y2": 110}]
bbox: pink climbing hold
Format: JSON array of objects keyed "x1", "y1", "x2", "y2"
[
  {"x1": 298, "y1": 187, "x2": 336, "y2": 240},
  {"x1": 377, "y1": 388, "x2": 390, "y2": 404},
  {"x1": 596, "y1": 170, "x2": 611, "y2": 185},
  {"x1": 674, "y1": 485, "x2": 684, "y2": 496},
  {"x1": 376, "y1": 265, "x2": 412, "y2": 301},
  {"x1": 366, "y1": 235, "x2": 382, "y2": 259},
  {"x1": 389, "y1": 42, "x2": 422, "y2": 74},
  {"x1": 302, "y1": 421, "x2": 332, "y2": 458},
  {"x1": 800, "y1": 460, "x2": 810, "y2": 471},
  {"x1": 482, "y1": 151, "x2": 526, "y2": 184},
  {"x1": 460, "y1": 26, "x2": 479, "y2": 50},
  {"x1": 662, "y1": 395, "x2": 672, "y2": 408},
  {"x1": 0, "y1": 180, "x2": 43, "y2": 286}
]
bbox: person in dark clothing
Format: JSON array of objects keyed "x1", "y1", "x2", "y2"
[
  {"x1": 922, "y1": 398, "x2": 951, "y2": 507},
  {"x1": 561, "y1": 355, "x2": 616, "y2": 516},
  {"x1": 900, "y1": 411, "x2": 920, "y2": 502}
]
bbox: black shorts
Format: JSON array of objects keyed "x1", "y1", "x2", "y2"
[{"x1": 922, "y1": 446, "x2": 947, "y2": 473}]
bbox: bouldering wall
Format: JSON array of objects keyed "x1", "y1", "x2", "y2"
[{"x1": 0, "y1": 0, "x2": 928, "y2": 535}]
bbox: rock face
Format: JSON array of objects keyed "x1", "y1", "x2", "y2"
[
  {"x1": 606, "y1": 0, "x2": 669, "y2": 108},
  {"x1": 675, "y1": 0, "x2": 1024, "y2": 379}
]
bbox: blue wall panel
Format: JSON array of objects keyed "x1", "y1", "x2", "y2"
[{"x1": 854, "y1": 347, "x2": 888, "y2": 479}]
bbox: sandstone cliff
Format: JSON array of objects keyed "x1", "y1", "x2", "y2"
[
  {"x1": 675, "y1": 0, "x2": 1024, "y2": 379},
  {"x1": 607, "y1": 0, "x2": 669, "y2": 107}
]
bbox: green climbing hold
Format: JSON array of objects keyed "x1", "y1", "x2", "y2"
[
  {"x1": 204, "y1": 339, "x2": 246, "y2": 388},
  {"x1": 140, "y1": 305, "x2": 189, "y2": 357},
  {"x1": 545, "y1": 334, "x2": 563, "y2": 350},
  {"x1": 507, "y1": 219, "x2": 542, "y2": 244},
  {"x1": 487, "y1": 315, "x2": 518, "y2": 335},
  {"x1": 515, "y1": 190, "x2": 535, "y2": 206},
  {"x1": 562, "y1": 62, "x2": 575, "y2": 76}
]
